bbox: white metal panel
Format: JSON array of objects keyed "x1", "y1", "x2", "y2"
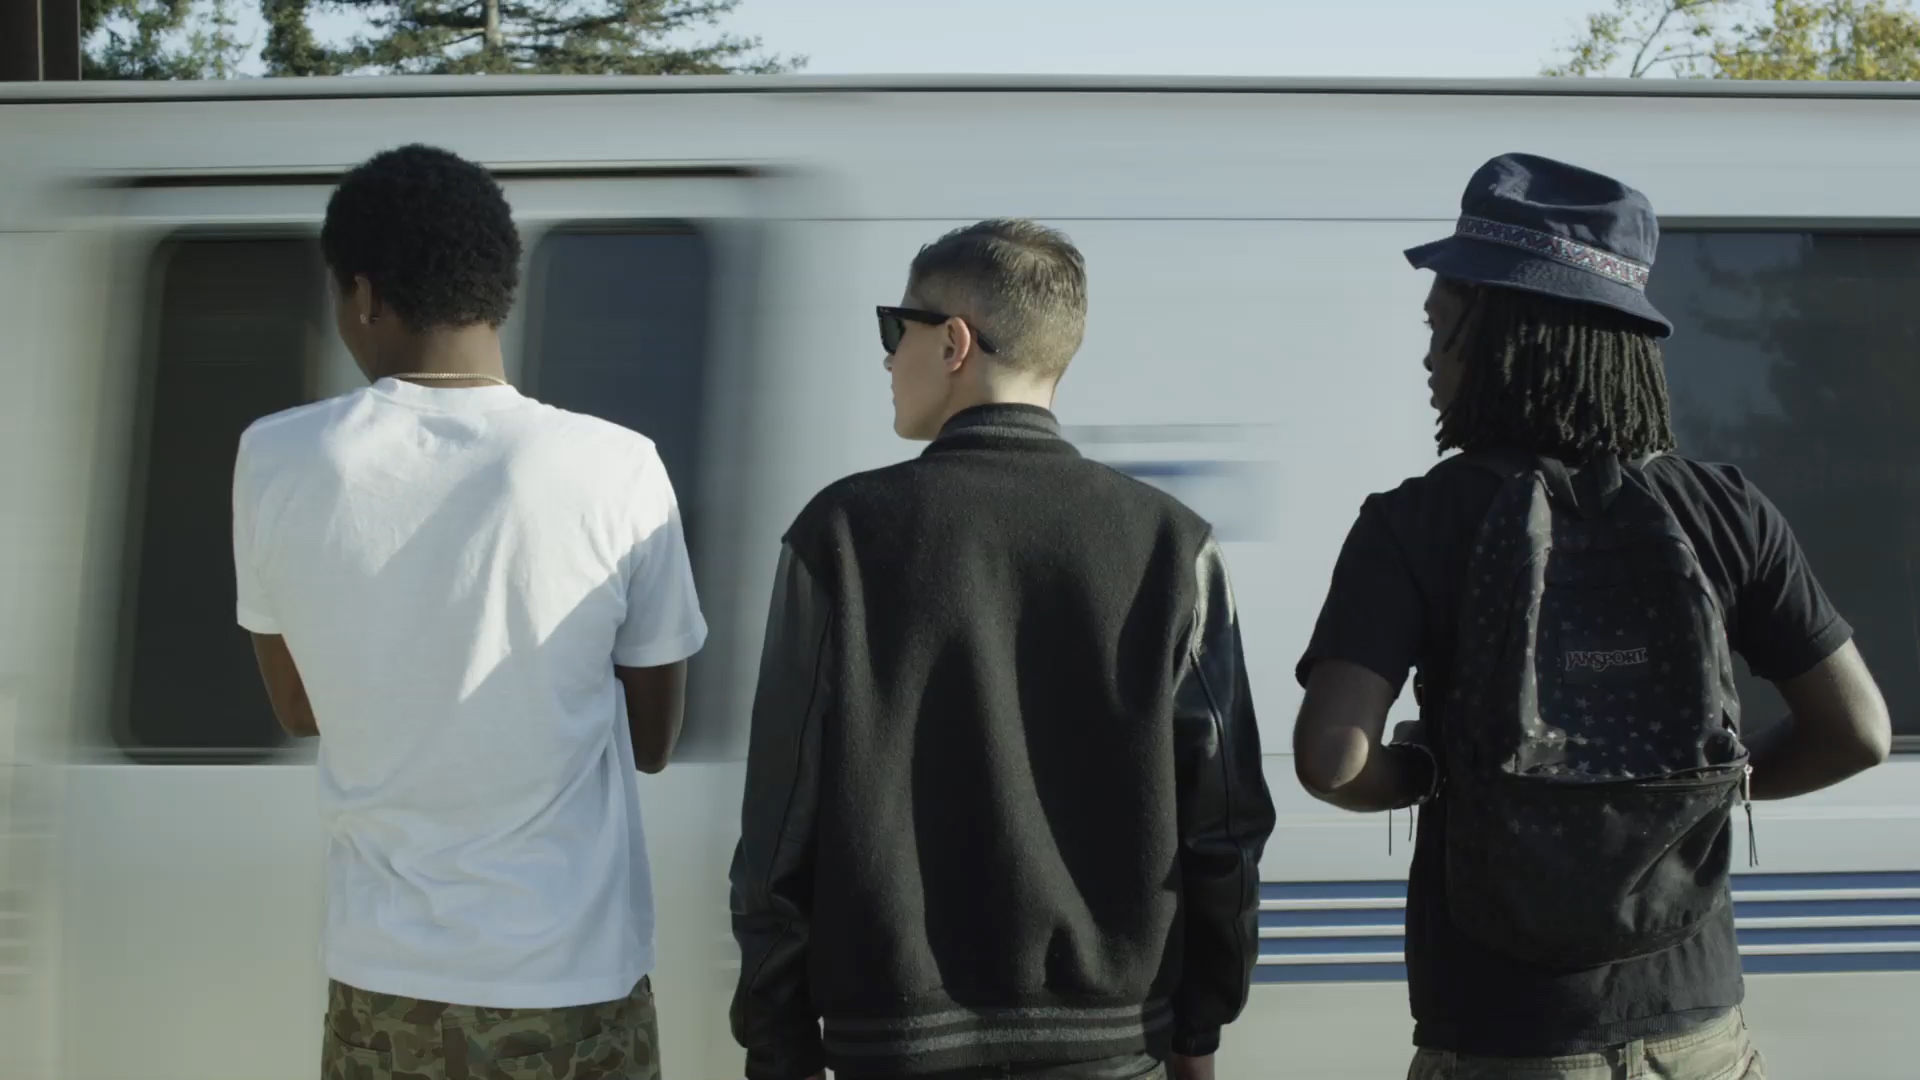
[{"x1": 4, "y1": 89, "x2": 1920, "y2": 226}]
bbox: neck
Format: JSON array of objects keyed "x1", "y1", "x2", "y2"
[
  {"x1": 938, "y1": 379, "x2": 1056, "y2": 427},
  {"x1": 377, "y1": 323, "x2": 506, "y2": 383}
]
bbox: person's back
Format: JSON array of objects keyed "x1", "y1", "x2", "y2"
[
  {"x1": 1316, "y1": 449, "x2": 1847, "y2": 1053},
  {"x1": 233, "y1": 144, "x2": 704, "y2": 1080},
  {"x1": 730, "y1": 221, "x2": 1275, "y2": 1080},
  {"x1": 795, "y1": 407, "x2": 1231, "y2": 1023},
  {"x1": 239, "y1": 384, "x2": 690, "y2": 997},
  {"x1": 1292, "y1": 153, "x2": 1892, "y2": 1080}
]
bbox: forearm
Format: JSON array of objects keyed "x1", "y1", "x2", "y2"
[
  {"x1": 1748, "y1": 714, "x2": 1888, "y2": 800},
  {"x1": 1172, "y1": 543, "x2": 1276, "y2": 1047},
  {"x1": 733, "y1": 928, "x2": 823, "y2": 1080},
  {"x1": 1172, "y1": 850, "x2": 1262, "y2": 1052},
  {"x1": 250, "y1": 634, "x2": 318, "y2": 737},
  {"x1": 730, "y1": 849, "x2": 823, "y2": 1079},
  {"x1": 733, "y1": 543, "x2": 830, "y2": 1079},
  {"x1": 269, "y1": 681, "x2": 319, "y2": 737},
  {"x1": 618, "y1": 660, "x2": 688, "y2": 774},
  {"x1": 1298, "y1": 730, "x2": 1433, "y2": 812},
  {"x1": 631, "y1": 710, "x2": 682, "y2": 774}
]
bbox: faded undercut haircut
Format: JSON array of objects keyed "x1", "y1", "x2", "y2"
[{"x1": 908, "y1": 219, "x2": 1089, "y2": 379}]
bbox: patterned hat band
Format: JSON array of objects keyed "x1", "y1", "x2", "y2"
[{"x1": 1454, "y1": 215, "x2": 1652, "y2": 291}]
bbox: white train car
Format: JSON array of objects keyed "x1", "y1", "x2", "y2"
[{"x1": 0, "y1": 75, "x2": 1915, "y2": 1080}]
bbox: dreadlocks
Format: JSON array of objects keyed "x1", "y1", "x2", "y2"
[{"x1": 1436, "y1": 280, "x2": 1676, "y2": 460}]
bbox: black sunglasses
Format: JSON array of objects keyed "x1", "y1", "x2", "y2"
[{"x1": 876, "y1": 306, "x2": 999, "y2": 356}]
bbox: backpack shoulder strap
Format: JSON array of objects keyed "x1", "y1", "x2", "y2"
[
  {"x1": 1464, "y1": 449, "x2": 1644, "y2": 520},
  {"x1": 1576, "y1": 452, "x2": 1626, "y2": 517},
  {"x1": 1459, "y1": 449, "x2": 1595, "y2": 517}
]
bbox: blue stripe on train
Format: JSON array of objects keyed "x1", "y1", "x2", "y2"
[
  {"x1": 1260, "y1": 926, "x2": 1920, "y2": 956},
  {"x1": 1744, "y1": 953, "x2": 1920, "y2": 974},
  {"x1": 1262, "y1": 908, "x2": 1403, "y2": 929},
  {"x1": 1730, "y1": 871, "x2": 1920, "y2": 891},
  {"x1": 1259, "y1": 870, "x2": 1920, "y2": 904},
  {"x1": 1737, "y1": 898, "x2": 1920, "y2": 918},
  {"x1": 1259, "y1": 899, "x2": 1920, "y2": 931},
  {"x1": 1253, "y1": 872, "x2": 1920, "y2": 983},
  {"x1": 1251, "y1": 952, "x2": 1920, "y2": 984},
  {"x1": 1260, "y1": 881, "x2": 1409, "y2": 902},
  {"x1": 1254, "y1": 963, "x2": 1407, "y2": 984}
]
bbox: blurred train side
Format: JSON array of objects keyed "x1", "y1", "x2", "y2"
[{"x1": 1, "y1": 76, "x2": 1917, "y2": 1079}]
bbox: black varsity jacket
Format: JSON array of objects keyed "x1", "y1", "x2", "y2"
[{"x1": 728, "y1": 405, "x2": 1275, "y2": 1079}]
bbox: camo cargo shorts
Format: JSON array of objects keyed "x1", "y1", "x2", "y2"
[{"x1": 321, "y1": 975, "x2": 660, "y2": 1080}]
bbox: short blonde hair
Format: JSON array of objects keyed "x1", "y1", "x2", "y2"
[{"x1": 909, "y1": 219, "x2": 1088, "y2": 378}]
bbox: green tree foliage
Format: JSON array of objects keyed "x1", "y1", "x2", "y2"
[
  {"x1": 1544, "y1": 0, "x2": 1736, "y2": 77},
  {"x1": 1548, "y1": 0, "x2": 1920, "y2": 79},
  {"x1": 1717, "y1": 0, "x2": 1920, "y2": 78},
  {"x1": 83, "y1": 0, "x2": 249, "y2": 79},
  {"x1": 261, "y1": 0, "x2": 344, "y2": 75},
  {"x1": 83, "y1": 0, "x2": 795, "y2": 79},
  {"x1": 289, "y1": 0, "x2": 802, "y2": 76}
]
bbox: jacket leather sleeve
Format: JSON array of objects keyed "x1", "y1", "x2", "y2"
[
  {"x1": 1170, "y1": 535, "x2": 1277, "y2": 1056},
  {"x1": 730, "y1": 543, "x2": 832, "y2": 1080}
]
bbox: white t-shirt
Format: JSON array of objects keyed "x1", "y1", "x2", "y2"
[{"x1": 231, "y1": 377, "x2": 706, "y2": 1008}]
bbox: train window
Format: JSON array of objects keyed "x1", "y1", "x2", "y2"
[
  {"x1": 1651, "y1": 231, "x2": 1920, "y2": 744},
  {"x1": 520, "y1": 224, "x2": 724, "y2": 747},
  {"x1": 522, "y1": 225, "x2": 714, "y2": 550},
  {"x1": 115, "y1": 236, "x2": 323, "y2": 759}
]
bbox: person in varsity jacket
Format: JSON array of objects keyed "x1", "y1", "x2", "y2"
[{"x1": 729, "y1": 219, "x2": 1277, "y2": 1080}]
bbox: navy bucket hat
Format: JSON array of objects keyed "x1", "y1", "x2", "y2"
[{"x1": 1405, "y1": 152, "x2": 1672, "y2": 338}]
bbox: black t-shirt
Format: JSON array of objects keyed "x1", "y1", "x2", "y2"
[{"x1": 1297, "y1": 452, "x2": 1854, "y2": 1057}]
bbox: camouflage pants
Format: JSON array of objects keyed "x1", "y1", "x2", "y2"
[
  {"x1": 1408, "y1": 1008, "x2": 1764, "y2": 1080},
  {"x1": 322, "y1": 975, "x2": 660, "y2": 1080}
]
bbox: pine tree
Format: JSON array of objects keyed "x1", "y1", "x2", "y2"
[
  {"x1": 287, "y1": 0, "x2": 802, "y2": 76},
  {"x1": 262, "y1": 0, "x2": 344, "y2": 75},
  {"x1": 83, "y1": 0, "x2": 248, "y2": 79}
]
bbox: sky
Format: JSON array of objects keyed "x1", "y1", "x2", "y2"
[
  {"x1": 720, "y1": 0, "x2": 1607, "y2": 78},
  {"x1": 224, "y1": 0, "x2": 1627, "y2": 80}
]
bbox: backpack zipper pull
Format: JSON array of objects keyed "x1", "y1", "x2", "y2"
[{"x1": 1744, "y1": 764, "x2": 1759, "y2": 867}]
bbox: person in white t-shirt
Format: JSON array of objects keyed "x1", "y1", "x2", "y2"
[{"x1": 231, "y1": 144, "x2": 703, "y2": 1080}]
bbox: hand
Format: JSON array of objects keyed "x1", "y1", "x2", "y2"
[
  {"x1": 1390, "y1": 719, "x2": 1428, "y2": 748},
  {"x1": 1169, "y1": 1053, "x2": 1215, "y2": 1080}
]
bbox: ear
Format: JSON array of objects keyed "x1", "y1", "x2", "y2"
[
  {"x1": 942, "y1": 317, "x2": 973, "y2": 374},
  {"x1": 353, "y1": 274, "x2": 382, "y2": 326}
]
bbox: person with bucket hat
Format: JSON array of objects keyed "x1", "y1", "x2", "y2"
[{"x1": 1291, "y1": 153, "x2": 1891, "y2": 1079}]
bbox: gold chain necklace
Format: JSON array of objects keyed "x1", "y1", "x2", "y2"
[{"x1": 390, "y1": 372, "x2": 509, "y2": 386}]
